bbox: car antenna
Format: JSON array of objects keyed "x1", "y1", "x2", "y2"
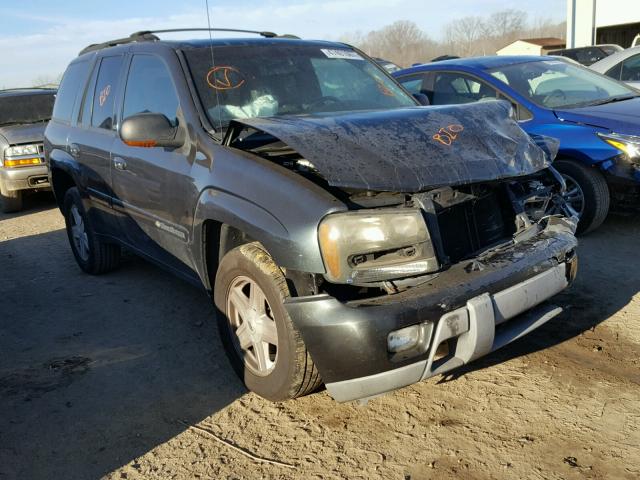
[{"x1": 204, "y1": 0, "x2": 224, "y2": 137}]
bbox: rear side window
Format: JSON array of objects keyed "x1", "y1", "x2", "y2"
[
  {"x1": 122, "y1": 55, "x2": 179, "y2": 126},
  {"x1": 92, "y1": 56, "x2": 123, "y2": 130},
  {"x1": 52, "y1": 61, "x2": 89, "y2": 122}
]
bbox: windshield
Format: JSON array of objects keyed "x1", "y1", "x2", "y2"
[
  {"x1": 184, "y1": 44, "x2": 415, "y2": 128},
  {"x1": 488, "y1": 60, "x2": 636, "y2": 109},
  {"x1": 0, "y1": 92, "x2": 56, "y2": 126}
]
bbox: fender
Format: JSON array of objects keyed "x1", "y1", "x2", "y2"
[{"x1": 192, "y1": 187, "x2": 329, "y2": 289}]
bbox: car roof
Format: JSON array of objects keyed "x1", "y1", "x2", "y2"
[
  {"x1": 398, "y1": 55, "x2": 549, "y2": 73},
  {"x1": 79, "y1": 35, "x2": 352, "y2": 58},
  {"x1": 0, "y1": 88, "x2": 57, "y2": 97}
]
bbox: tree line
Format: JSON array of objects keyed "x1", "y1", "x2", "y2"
[{"x1": 340, "y1": 9, "x2": 566, "y2": 67}]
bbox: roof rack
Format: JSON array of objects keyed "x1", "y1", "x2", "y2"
[{"x1": 78, "y1": 28, "x2": 293, "y2": 56}]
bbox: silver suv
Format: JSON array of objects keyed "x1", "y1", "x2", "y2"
[{"x1": 0, "y1": 88, "x2": 55, "y2": 212}]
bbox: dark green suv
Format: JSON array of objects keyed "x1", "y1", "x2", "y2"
[{"x1": 45, "y1": 29, "x2": 578, "y2": 403}]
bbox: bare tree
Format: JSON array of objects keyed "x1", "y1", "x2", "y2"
[
  {"x1": 444, "y1": 16, "x2": 486, "y2": 57},
  {"x1": 341, "y1": 11, "x2": 566, "y2": 64}
]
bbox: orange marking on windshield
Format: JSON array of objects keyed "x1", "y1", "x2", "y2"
[
  {"x1": 207, "y1": 66, "x2": 246, "y2": 90},
  {"x1": 376, "y1": 79, "x2": 395, "y2": 96}
]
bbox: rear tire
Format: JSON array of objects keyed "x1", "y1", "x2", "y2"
[
  {"x1": 214, "y1": 243, "x2": 322, "y2": 401},
  {"x1": 0, "y1": 188, "x2": 23, "y2": 213},
  {"x1": 554, "y1": 159, "x2": 610, "y2": 235},
  {"x1": 63, "y1": 187, "x2": 121, "y2": 274}
]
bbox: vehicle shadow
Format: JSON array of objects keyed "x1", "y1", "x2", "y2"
[
  {"x1": 0, "y1": 190, "x2": 57, "y2": 219},
  {"x1": 436, "y1": 213, "x2": 640, "y2": 382},
  {"x1": 0, "y1": 228, "x2": 246, "y2": 480}
]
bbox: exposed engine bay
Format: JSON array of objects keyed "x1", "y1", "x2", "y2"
[{"x1": 226, "y1": 123, "x2": 577, "y2": 298}]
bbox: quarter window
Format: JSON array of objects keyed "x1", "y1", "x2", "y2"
[
  {"x1": 52, "y1": 61, "x2": 90, "y2": 122},
  {"x1": 123, "y1": 55, "x2": 179, "y2": 126},
  {"x1": 92, "y1": 56, "x2": 123, "y2": 130}
]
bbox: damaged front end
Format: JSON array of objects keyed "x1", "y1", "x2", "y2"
[{"x1": 224, "y1": 102, "x2": 579, "y2": 401}]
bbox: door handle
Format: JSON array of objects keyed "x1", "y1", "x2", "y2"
[
  {"x1": 69, "y1": 143, "x2": 80, "y2": 157},
  {"x1": 113, "y1": 157, "x2": 127, "y2": 171}
]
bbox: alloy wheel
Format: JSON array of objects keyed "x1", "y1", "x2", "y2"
[{"x1": 226, "y1": 276, "x2": 279, "y2": 376}]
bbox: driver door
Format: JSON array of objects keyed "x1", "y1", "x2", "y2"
[{"x1": 110, "y1": 53, "x2": 197, "y2": 279}]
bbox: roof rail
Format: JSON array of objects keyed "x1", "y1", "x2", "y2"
[{"x1": 78, "y1": 28, "x2": 295, "y2": 56}]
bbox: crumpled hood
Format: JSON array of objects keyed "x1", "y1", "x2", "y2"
[
  {"x1": 554, "y1": 98, "x2": 640, "y2": 135},
  {"x1": 0, "y1": 123, "x2": 47, "y2": 146},
  {"x1": 231, "y1": 101, "x2": 557, "y2": 192}
]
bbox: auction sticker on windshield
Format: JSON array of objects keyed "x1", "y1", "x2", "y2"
[{"x1": 321, "y1": 49, "x2": 363, "y2": 60}]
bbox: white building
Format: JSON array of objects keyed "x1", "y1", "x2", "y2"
[
  {"x1": 496, "y1": 38, "x2": 566, "y2": 56},
  {"x1": 567, "y1": 0, "x2": 640, "y2": 48}
]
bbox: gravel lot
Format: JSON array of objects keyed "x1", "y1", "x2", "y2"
[{"x1": 1, "y1": 193, "x2": 639, "y2": 480}]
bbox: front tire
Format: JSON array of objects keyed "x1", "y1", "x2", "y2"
[
  {"x1": 554, "y1": 159, "x2": 610, "y2": 235},
  {"x1": 214, "y1": 243, "x2": 322, "y2": 401},
  {"x1": 63, "y1": 187, "x2": 121, "y2": 274}
]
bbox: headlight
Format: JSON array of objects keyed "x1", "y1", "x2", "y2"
[
  {"x1": 318, "y1": 209, "x2": 438, "y2": 284},
  {"x1": 597, "y1": 132, "x2": 640, "y2": 160},
  {"x1": 2, "y1": 143, "x2": 43, "y2": 168},
  {"x1": 5, "y1": 144, "x2": 40, "y2": 157}
]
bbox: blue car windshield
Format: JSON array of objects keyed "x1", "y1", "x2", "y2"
[
  {"x1": 184, "y1": 44, "x2": 416, "y2": 128},
  {"x1": 488, "y1": 59, "x2": 637, "y2": 109}
]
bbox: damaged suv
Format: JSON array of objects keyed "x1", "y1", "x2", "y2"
[{"x1": 45, "y1": 30, "x2": 578, "y2": 402}]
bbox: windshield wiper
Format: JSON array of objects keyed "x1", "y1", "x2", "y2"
[{"x1": 582, "y1": 94, "x2": 639, "y2": 107}]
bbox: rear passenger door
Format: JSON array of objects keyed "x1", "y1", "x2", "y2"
[
  {"x1": 110, "y1": 53, "x2": 196, "y2": 276},
  {"x1": 73, "y1": 54, "x2": 124, "y2": 234}
]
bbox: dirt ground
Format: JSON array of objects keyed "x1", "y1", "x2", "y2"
[{"x1": 1, "y1": 193, "x2": 639, "y2": 480}]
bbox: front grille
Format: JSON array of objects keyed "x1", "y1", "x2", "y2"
[{"x1": 436, "y1": 186, "x2": 515, "y2": 264}]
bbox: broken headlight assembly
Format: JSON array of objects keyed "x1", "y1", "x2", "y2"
[
  {"x1": 318, "y1": 209, "x2": 439, "y2": 284},
  {"x1": 597, "y1": 132, "x2": 640, "y2": 161}
]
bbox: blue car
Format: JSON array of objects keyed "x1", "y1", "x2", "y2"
[{"x1": 394, "y1": 56, "x2": 640, "y2": 233}]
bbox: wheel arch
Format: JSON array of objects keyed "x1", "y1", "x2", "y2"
[
  {"x1": 192, "y1": 187, "x2": 327, "y2": 292},
  {"x1": 50, "y1": 165, "x2": 77, "y2": 212}
]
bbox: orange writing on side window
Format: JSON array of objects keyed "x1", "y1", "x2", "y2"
[{"x1": 98, "y1": 84, "x2": 111, "y2": 107}]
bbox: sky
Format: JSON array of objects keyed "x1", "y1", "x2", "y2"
[{"x1": 0, "y1": 0, "x2": 566, "y2": 88}]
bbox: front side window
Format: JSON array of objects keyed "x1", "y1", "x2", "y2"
[
  {"x1": 621, "y1": 54, "x2": 640, "y2": 82},
  {"x1": 123, "y1": 55, "x2": 179, "y2": 126},
  {"x1": 184, "y1": 44, "x2": 415, "y2": 129},
  {"x1": 92, "y1": 56, "x2": 123, "y2": 130},
  {"x1": 431, "y1": 72, "x2": 498, "y2": 105},
  {"x1": 489, "y1": 59, "x2": 636, "y2": 108}
]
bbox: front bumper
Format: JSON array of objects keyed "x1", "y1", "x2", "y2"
[
  {"x1": 285, "y1": 220, "x2": 577, "y2": 402},
  {"x1": 0, "y1": 164, "x2": 50, "y2": 193}
]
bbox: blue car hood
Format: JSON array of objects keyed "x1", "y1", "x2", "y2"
[{"x1": 554, "y1": 98, "x2": 640, "y2": 135}]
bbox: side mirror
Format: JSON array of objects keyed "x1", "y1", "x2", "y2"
[
  {"x1": 412, "y1": 93, "x2": 430, "y2": 106},
  {"x1": 120, "y1": 113, "x2": 184, "y2": 148}
]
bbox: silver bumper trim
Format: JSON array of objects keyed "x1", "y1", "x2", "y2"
[{"x1": 326, "y1": 264, "x2": 568, "y2": 402}]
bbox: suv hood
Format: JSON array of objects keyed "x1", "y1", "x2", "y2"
[
  {"x1": 230, "y1": 102, "x2": 556, "y2": 192},
  {"x1": 554, "y1": 97, "x2": 640, "y2": 135},
  {"x1": 0, "y1": 122, "x2": 47, "y2": 146}
]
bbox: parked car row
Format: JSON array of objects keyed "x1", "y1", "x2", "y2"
[{"x1": 1, "y1": 29, "x2": 636, "y2": 403}]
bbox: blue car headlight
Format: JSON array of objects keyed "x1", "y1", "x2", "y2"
[{"x1": 597, "y1": 132, "x2": 640, "y2": 160}]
